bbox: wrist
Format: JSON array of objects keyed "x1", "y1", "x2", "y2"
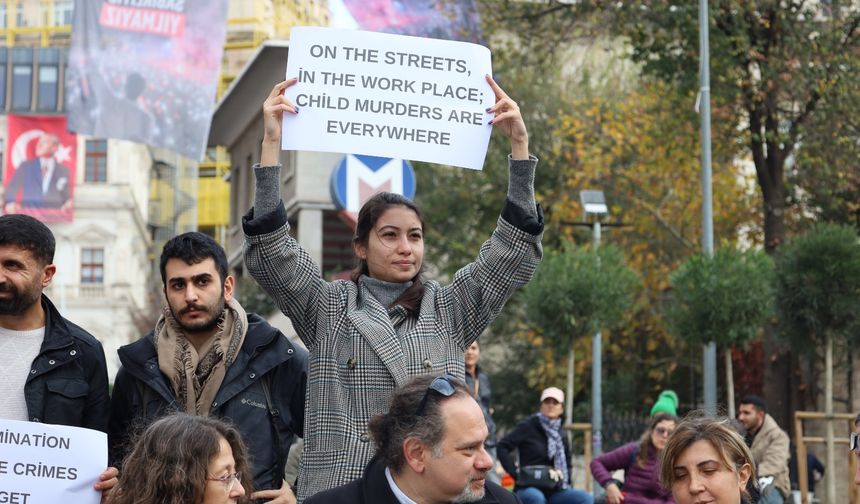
[{"x1": 511, "y1": 143, "x2": 529, "y2": 160}]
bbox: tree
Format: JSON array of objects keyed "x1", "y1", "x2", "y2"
[
  {"x1": 522, "y1": 243, "x2": 638, "y2": 420},
  {"x1": 775, "y1": 223, "x2": 860, "y2": 504},
  {"x1": 477, "y1": 0, "x2": 860, "y2": 424},
  {"x1": 666, "y1": 248, "x2": 774, "y2": 417}
]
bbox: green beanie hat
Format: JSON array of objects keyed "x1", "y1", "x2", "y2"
[
  {"x1": 658, "y1": 390, "x2": 679, "y2": 408},
  {"x1": 650, "y1": 390, "x2": 679, "y2": 417}
]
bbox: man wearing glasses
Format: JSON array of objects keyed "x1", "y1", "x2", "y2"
[{"x1": 305, "y1": 374, "x2": 520, "y2": 503}]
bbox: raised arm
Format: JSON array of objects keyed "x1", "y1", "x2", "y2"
[
  {"x1": 438, "y1": 76, "x2": 543, "y2": 347},
  {"x1": 243, "y1": 80, "x2": 330, "y2": 349}
]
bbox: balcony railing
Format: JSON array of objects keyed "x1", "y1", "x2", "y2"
[{"x1": 45, "y1": 283, "x2": 129, "y2": 302}]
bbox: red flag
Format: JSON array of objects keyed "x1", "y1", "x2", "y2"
[{"x1": 4, "y1": 115, "x2": 77, "y2": 223}]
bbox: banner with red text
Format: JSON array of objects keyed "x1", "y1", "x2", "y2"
[
  {"x1": 66, "y1": 0, "x2": 230, "y2": 160},
  {"x1": 4, "y1": 115, "x2": 78, "y2": 223}
]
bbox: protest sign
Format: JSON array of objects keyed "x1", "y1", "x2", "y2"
[
  {"x1": 283, "y1": 27, "x2": 494, "y2": 170},
  {"x1": 0, "y1": 419, "x2": 106, "y2": 504}
]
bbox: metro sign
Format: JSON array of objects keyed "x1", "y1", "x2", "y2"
[{"x1": 330, "y1": 154, "x2": 417, "y2": 223}]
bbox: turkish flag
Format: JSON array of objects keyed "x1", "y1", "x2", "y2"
[{"x1": 4, "y1": 115, "x2": 78, "y2": 223}]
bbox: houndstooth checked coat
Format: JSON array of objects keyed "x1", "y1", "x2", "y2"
[{"x1": 243, "y1": 160, "x2": 543, "y2": 502}]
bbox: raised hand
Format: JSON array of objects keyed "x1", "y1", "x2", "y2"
[
  {"x1": 261, "y1": 78, "x2": 299, "y2": 165},
  {"x1": 485, "y1": 75, "x2": 529, "y2": 160}
]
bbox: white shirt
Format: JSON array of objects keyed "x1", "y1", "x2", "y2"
[
  {"x1": 385, "y1": 466, "x2": 419, "y2": 504},
  {"x1": 0, "y1": 326, "x2": 46, "y2": 420},
  {"x1": 40, "y1": 157, "x2": 56, "y2": 194}
]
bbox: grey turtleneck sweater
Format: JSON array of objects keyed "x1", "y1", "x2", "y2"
[{"x1": 251, "y1": 155, "x2": 539, "y2": 306}]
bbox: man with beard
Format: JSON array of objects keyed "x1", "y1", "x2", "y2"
[
  {"x1": 109, "y1": 232, "x2": 308, "y2": 504},
  {"x1": 737, "y1": 395, "x2": 790, "y2": 504},
  {"x1": 0, "y1": 214, "x2": 117, "y2": 497},
  {"x1": 305, "y1": 374, "x2": 521, "y2": 504}
]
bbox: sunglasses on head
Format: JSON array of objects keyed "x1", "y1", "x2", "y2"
[{"x1": 415, "y1": 374, "x2": 457, "y2": 417}]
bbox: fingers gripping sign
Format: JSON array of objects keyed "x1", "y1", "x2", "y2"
[
  {"x1": 261, "y1": 79, "x2": 299, "y2": 165},
  {"x1": 485, "y1": 75, "x2": 529, "y2": 160}
]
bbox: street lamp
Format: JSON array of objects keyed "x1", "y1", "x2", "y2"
[{"x1": 580, "y1": 190, "x2": 607, "y2": 487}]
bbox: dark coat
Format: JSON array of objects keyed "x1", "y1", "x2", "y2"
[
  {"x1": 108, "y1": 312, "x2": 308, "y2": 492},
  {"x1": 497, "y1": 414, "x2": 571, "y2": 490},
  {"x1": 24, "y1": 295, "x2": 110, "y2": 431},
  {"x1": 6, "y1": 158, "x2": 71, "y2": 208},
  {"x1": 305, "y1": 455, "x2": 522, "y2": 504}
]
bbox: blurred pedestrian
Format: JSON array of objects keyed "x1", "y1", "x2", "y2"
[
  {"x1": 737, "y1": 395, "x2": 790, "y2": 504},
  {"x1": 110, "y1": 413, "x2": 252, "y2": 504},
  {"x1": 788, "y1": 442, "x2": 823, "y2": 504},
  {"x1": 590, "y1": 412, "x2": 677, "y2": 504},
  {"x1": 465, "y1": 340, "x2": 501, "y2": 483},
  {"x1": 244, "y1": 76, "x2": 543, "y2": 501},
  {"x1": 498, "y1": 387, "x2": 594, "y2": 504},
  {"x1": 660, "y1": 416, "x2": 757, "y2": 504}
]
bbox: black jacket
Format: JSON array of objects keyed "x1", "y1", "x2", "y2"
[
  {"x1": 497, "y1": 414, "x2": 571, "y2": 489},
  {"x1": 108, "y1": 312, "x2": 308, "y2": 492},
  {"x1": 24, "y1": 295, "x2": 110, "y2": 431},
  {"x1": 305, "y1": 455, "x2": 522, "y2": 504}
]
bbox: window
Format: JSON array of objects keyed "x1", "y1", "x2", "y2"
[
  {"x1": 81, "y1": 248, "x2": 104, "y2": 284},
  {"x1": 0, "y1": 3, "x2": 6, "y2": 29},
  {"x1": 85, "y1": 139, "x2": 108, "y2": 182},
  {"x1": 37, "y1": 48, "x2": 59, "y2": 111},
  {"x1": 53, "y1": 0, "x2": 73, "y2": 26},
  {"x1": 11, "y1": 47, "x2": 32, "y2": 111}
]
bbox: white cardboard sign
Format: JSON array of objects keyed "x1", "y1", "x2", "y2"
[
  {"x1": 283, "y1": 27, "x2": 494, "y2": 170},
  {"x1": 0, "y1": 419, "x2": 106, "y2": 504}
]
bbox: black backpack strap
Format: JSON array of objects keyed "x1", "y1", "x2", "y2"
[
  {"x1": 261, "y1": 372, "x2": 287, "y2": 489},
  {"x1": 625, "y1": 444, "x2": 640, "y2": 473}
]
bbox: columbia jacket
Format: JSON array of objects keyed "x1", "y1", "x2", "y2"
[{"x1": 108, "y1": 312, "x2": 308, "y2": 492}]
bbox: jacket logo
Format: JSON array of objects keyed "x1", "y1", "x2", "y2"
[{"x1": 240, "y1": 397, "x2": 266, "y2": 410}]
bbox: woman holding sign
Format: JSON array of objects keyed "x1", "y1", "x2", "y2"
[{"x1": 243, "y1": 76, "x2": 542, "y2": 501}]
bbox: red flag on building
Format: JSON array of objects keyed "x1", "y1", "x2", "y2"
[{"x1": 4, "y1": 115, "x2": 77, "y2": 223}]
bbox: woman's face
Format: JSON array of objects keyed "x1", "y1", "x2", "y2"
[
  {"x1": 202, "y1": 437, "x2": 246, "y2": 504},
  {"x1": 671, "y1": 439, "x2": 751, "y2": 504},
  {"x1": 650, "y1": 419, "x2": 676, "y2": 451},
  {"x1": 540, "y1": 398, "x2": 563, "y2": 420},
  {"x1": 464, "y1": 342, "x2": 480, "y2": 369},
  {"x1": 355, "y1": 206, "x2": 424, "y2": 283}
]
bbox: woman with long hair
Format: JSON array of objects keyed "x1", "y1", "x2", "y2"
[
  {"x1": 660, "y1": 416, "x2": 757, "y2": 504},
  {"x1": 591, "y1": 412, "x2": 678, "y2": 504},
  {"x1": 243, "y1": 75, "x2": 542, "y2": 500},
  {"x1": 109, "y1": 414, "x2": 252, "y2": 504}
]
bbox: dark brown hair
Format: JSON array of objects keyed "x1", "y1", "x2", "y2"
[
  {"x1": 351, "y1": 192, "x2": 426, "y2": 313},
  {"x1": 367, "y1": 374, "x2": 470, "y2": 472},
  {"x1": 110, "y1": 413, "x2": 253, "y2": 504},
  {"x1": 636, "y1": 412, "x2": 678, "y2": 467}
]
